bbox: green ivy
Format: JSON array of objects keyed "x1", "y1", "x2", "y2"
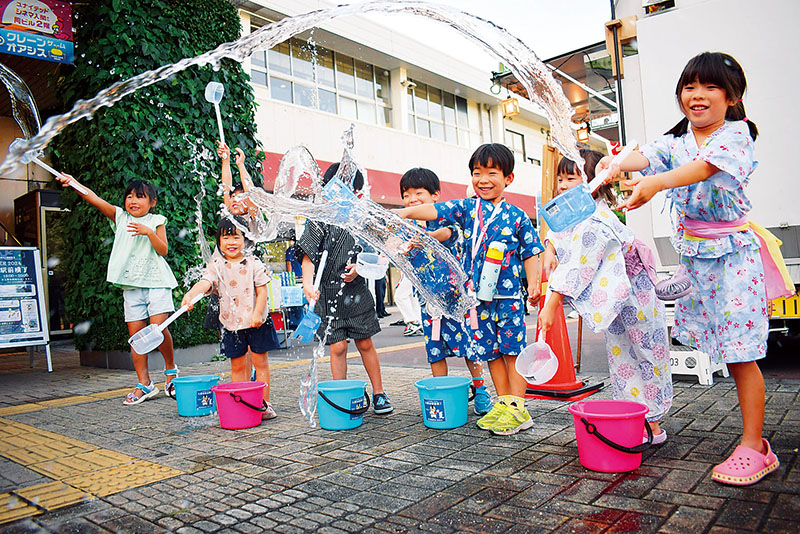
[{"x1": 51, "y1": 0, "x2": 261, "y2": 351}]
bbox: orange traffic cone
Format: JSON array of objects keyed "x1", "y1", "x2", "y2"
[{"x1": 524, "y1": 276, "x2": 603, "y2": 401}]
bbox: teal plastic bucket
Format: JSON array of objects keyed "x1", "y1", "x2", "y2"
[
  {"x1": 317, "y1": 380, "x2": 370, "y2": 430},
  {"x1": 171, "y1": 375, "x2": 220, "y2": 417},
  {"x1": 414, "y1": 376, "x2": 471, "y2": 429}
]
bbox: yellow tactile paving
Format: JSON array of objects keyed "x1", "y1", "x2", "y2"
[
  {"x1": 0, "y1": 404, "x2": 43, "y2": 416},
  {"x1": 36, "y1": 396, "x2": 95, "y2": 408},
  {"x1": 14, "y1": 481, "x2": 93, "y2": 511},
  {"x1": 64, "y1": 460, "x2": 184, "y2": 497},
  {"x1": 0, "y1": 493, "x2": 41, "y2": 524},
  {"x1": 88, "y1": 388, "x2": 130, "y2": 400},
  {"x1": 28, "y1": 449, "x2": 134, "y2": 479}
]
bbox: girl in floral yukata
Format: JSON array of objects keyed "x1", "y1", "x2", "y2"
[
  {"x1": 606, "y1": 52, "x2": 794, "y2": 486},
  {"x1": 539, "y1": 149, "x2": 672, "y2": 444}
]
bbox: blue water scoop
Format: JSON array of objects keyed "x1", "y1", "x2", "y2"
[
  {"x1": 292, "y1": 250, "x2": 328, "y2": 343},
  {"x1": 541, "y1": 141, "x2": 636, "y2": 233}
]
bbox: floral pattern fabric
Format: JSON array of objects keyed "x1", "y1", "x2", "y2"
[
  {"x1": 639, "y1": 122, "x2": 767, "y2": 363},
  {"x1": 549, "y1": 202, "x2": 672, "y2": 421}
]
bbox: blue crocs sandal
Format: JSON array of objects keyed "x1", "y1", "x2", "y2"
[
  {"x1": 123, "y1": 382, "x2": 159, "y2": 406},
  {"x1": 164, "y1": 367, "x2": 179, "y2": 398}
]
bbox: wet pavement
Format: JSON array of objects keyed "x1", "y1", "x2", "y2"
[{"x1": 0, "y1": 312, "x2": 798, "y2": 533}]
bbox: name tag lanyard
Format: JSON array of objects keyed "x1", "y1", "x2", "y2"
[{"x1": 466, "y1": 198, "x2": 504, "y2": 329}]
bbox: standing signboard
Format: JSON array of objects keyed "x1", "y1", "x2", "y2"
[
  {"x1": 0, "y1": 0, "x2": 73, "y2": 64},
  {"x1": 0, "y1": 246, "x2": 51, "y2": 371}
]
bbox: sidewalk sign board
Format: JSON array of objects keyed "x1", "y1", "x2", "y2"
[{"x1": 0, "y1": 246, "x2": 51, "y2": 371}]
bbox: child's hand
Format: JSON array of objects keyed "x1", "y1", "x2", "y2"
[
  {"x1": 618, "y1": 175, "x2": 662, "y2": 211},
  {"x1": 595, "y1": 156, "x2": 621, "y2": 182},
  {"x1": 537, "y1": 305, "x2": 555, "y2": 339},
  {"x1": 250, "y1": 313, "x2": 264, "y2": 328},
  {"x1": 302, "y1": 283, "x2": 320, "y2": 304},
  {"x1": 528, "y1": 285, "x2": 541, "y2": 306},
  {"x1": 127, "y1": 222, "x2": 152, "y2": 236},
  {"x1": 342, "y1": 264, "x2": 358, "y2": 283},
  {"x1": 234, "y1": 148, "x2": 246, "y2": 167},
  {"x1": 217, "y1": 141, "x2": 230, "y2": 160},
  {"x1": 56, "y1": 172, "x2": 82, "y2": 190},
  {"x1": 181, "y1": 293, "x2": 196, "y2": 310}
]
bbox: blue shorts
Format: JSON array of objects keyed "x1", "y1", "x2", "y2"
[
  {"x1": 421, "y1": 311, "x2": 475, "y2": 364},
  {"x1": 123, "y1": 287, "x2": 175, "y2": 322},
  {"x1": 472, "y1": 298, "x2": 527, "y2": 361},
  {"x1": 221, "y1": 319, "x2": 280, "y2": 358}
]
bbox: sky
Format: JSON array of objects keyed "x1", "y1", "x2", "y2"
[{"x1": 352, "y1": 0, "x2": 611, "y2": 68}]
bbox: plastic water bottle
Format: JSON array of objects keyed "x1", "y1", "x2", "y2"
[{"x1": 477, "y1": 241, "x2": 506, "y2": 301}]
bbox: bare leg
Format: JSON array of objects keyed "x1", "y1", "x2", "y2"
[
  {"x1": 127, "y1": 319, "x2": 151, "y2": 399},
  {"x1": 329, "y1": 340, "x2": 348, "y2": 379},
  {"x1": 149, "y1": 312, "x2": 176, "y2": 387},
  {"x1": 354, "y1": 337, "x2": 384, "y2": 394},
  {"x1": 465, "y1": 360, "x2": 484, "y2": 378},
  {"x1": 728, "y1": 361, "x2": 766, "y2": 452},
  {"x1": 430, "y1": 359, "x2": 448, "y2": 377},
  {"x1": 487, "y1": 357, "x2": 510, "y2": 397},
  {"x1": 229, "y1": 354, "x2": 250, "y2": 383},
  {"x1": 251, "y1": 352, "x2": 270, "y2": 402},
  {"x1": 504, "y1": 354, "x2": 528, "y2": 399}
]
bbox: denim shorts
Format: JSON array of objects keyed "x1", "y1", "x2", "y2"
[
  {"x1": 123, "y1": 287, "x2": 175, "y2": 322},
  {"x1": 221, "y1": 319, "x2": 280, "y2": 359}
]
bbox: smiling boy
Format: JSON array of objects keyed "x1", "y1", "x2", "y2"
[{"x1": 398, "y1": 144, "x2": 544, "y2": 435}]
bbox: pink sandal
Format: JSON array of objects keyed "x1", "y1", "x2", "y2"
[{"x1": 712, "y1": 438, "x2": 779, "y2": 485}]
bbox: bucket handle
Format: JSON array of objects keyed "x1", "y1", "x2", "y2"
[
  {"x1": 318, "y1": 391, "x2": 370, "y2": 415},
  {"x1": 579, "y1": 417, "x2": 652, "y2": 454},
  {"x1": 468, "y1": 384, "x2": 477, "y2": 402},
  {"x1": 230, "y1": 392, "x2": 267, "y2": 413}
]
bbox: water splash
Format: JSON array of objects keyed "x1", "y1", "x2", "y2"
[{"x1": 0, "y1": 0, "x2": 581, "y2": 176}]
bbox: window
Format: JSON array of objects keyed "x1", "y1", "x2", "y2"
[
  {"x1": 408, "y1": 80, "x2": 475, "y2": 146},
  {"x1": 250, "y1": 29, "x2": 391, "y2": 126},
  {"x1": 506, "y1": 130, "x2": 526, "y2": 161}
]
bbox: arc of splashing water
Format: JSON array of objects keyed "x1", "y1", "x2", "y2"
[
  {"x1": 0, "y1": 0, "x2": 582, "y2": 177},
  {"x1": 0, "y1": 61, "x2": 42, "y2": 139}
]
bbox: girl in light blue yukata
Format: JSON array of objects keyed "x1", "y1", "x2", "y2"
[
  {"x1": 539, "y1": 149, "x2": 672, "y2": 445},
  {"x1": 608, "y1": 52, "x2": 794, "y2": 486}
]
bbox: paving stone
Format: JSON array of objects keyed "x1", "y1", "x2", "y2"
[
  {"x1": 658, "y1": 506, "x2": 716, "y2": 534},
  {"x1": 715, "y1": 499, "x2": 769, "y2": 530}
]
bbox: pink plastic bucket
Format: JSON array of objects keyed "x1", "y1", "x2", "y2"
[
  {"x1": 568, "y1": 399, "x2": 652, "y2": 473},
  {"x1": 211, "y1": 381, "x2": 266, "y2": 430}
]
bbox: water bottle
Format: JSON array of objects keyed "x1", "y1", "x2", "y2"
[{"x1": 477, "y1": 241, "x2": 506, "y2": 301}]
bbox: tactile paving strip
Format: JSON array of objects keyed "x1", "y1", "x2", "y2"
[
  {"x1": 64, "y1": 460, "x2": 184, "y2": 497},
  {"x1": 14, "y1": 481, "x2": 93, "y2": 511},
  {"x1": 0, "y1": 492, "x2": 41, "y2": 524},
  {"x1": 28, "y1": 449, "x2": 134, "y2": 479}
]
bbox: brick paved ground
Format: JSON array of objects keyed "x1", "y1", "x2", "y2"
[{"x1": 0, "y1": 346, "x2": 798, "y2": 533}]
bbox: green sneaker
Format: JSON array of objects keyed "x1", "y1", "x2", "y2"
[
  {"x1": 490, "y1": 404, "x2": 533, "y2": 435},
  {"x1": 476, "y1": 400, "x2": 508, "y2": 430}
]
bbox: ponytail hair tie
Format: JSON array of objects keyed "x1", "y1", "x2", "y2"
[
  {"x1": 743, "y1": 117, "x2": 749, "y2": 122},
  {"x1": 738, "y1": 98, "x2": 743, "y2": 102}
]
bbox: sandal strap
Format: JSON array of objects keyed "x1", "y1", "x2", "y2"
[
  {"x1": 164, "y1": 367, "x2": 179, "y2": 376},
  {"x1": 136, "y1": 382, "x2": 154, "y2": 393}
]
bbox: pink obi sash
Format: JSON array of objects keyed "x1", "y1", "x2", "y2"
[{"x1": 683, "y1": 216, "x2": 795, "y2": 300}]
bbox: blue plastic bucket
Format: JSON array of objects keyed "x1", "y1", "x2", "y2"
[
  {"x1": 171, "y1": 375, "x2": 220, "y2": 417},
  {"x1": 414, "y1": 376, "x2": 471, "y2": 429},
  {"x1": 317, "y1": 380, "x2": 369, "y2": 430}
]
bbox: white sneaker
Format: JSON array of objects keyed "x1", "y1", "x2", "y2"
[{"x1": 262, "y1": 401, "x2": 277, "y2": 420}]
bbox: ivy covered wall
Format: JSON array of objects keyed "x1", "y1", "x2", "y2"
[{"x1": 52, "y1": 0, "x2": 261, "y2": 351}]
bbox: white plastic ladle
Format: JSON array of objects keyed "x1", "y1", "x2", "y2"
[
  {"x1": 128, "y1": 293, "x2": 205, "y2": 354},
  {"x1": 204, "y1": 81, "x2": 226, "y2": 147},
  {"x1": 10, "y1": 138, "x2": 88, "y2": 195},
  {"x1": 515, "y1": 323, "x2": 559, "y2": 385}
]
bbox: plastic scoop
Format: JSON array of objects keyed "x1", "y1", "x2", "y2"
[
  {"x1": 128, "y1": 293, "x2": 205, "y2": 354},
  {"x1": 515, "y1": 329, "x2": 558, "y2": 385},
  {"x1": 541, "y1": 141, "x2": 636, "y2": 233},
  {"x1": 355, "y1": 252, "x2": 389, "y2": 280},
  {"x1": 10, "y1": 138, "x2": 88, "y2": 195},
  {"x1": 204, "y1": 81, "x2": 226, "y2": 147},
  {"x1": 292, "y1": 250, "x2": 328, "y2": 343}
]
